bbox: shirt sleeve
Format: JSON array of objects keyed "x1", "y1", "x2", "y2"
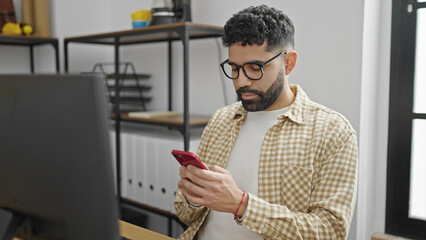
[
  {"x1": 174, "y1": 188, "x2": 207, "y2": 226},
  {"x1": 236, "y1": 133, "x2": 358, "y2": 240}
]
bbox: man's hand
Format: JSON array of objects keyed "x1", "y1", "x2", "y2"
[{"x1": 178, "y1": 165, "x2": 248, "y2": 216}]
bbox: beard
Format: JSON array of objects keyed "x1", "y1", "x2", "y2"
[{"x1": 236, "y1": 67, "x2": 285, "y2": 112}]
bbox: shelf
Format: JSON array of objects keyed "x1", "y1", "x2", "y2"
[
  {"x1": 110, "y1": 97, "x2": 151, "y2": 104},
  {"x1": 108, "y1": 85, "x2": 151, "y2": 91},
  {"x1": 122, "y1": 198, "x2": 176, "y2": 218},
  {"x1": 0, "y1": 34, "x2": 60, "y2": 73},
  {"x1": 0, "y1": 34, "x2": 58, "y2": 46},
  {"x1": 106, "y1": 73, "x2": 151, "y2": 80},
  {"x1": 111, "y1": 112, "x2": 210, "y2": 128},
  {"x1": 64, "y1": 22, "x2": 223, "y2": 45}
]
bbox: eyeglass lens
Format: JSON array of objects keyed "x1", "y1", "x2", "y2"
[{"x1": 222, "y1": 63, "x2": 262, "y2": 80}]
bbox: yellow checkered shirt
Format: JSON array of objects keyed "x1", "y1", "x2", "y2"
[{"x1": 174, "y1": 84, "x2": 358, "y2": 240}]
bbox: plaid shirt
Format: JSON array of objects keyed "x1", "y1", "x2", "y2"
[{"x1": 174, "y1": 85, "x2": 358, "y2": 240}]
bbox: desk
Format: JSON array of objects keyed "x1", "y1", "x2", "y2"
[
  {"x1": 12, "y1": 220, "x2": 175, "y2": 240},
  {"x1": 0, "y1": 34, "x2": 60, "y2": 73},
  {"x1": 119, "y1": 220, "x2": 175, "y2": 240}
]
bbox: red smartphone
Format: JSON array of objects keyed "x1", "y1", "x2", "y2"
[{"x1": 171, "y1": 149, "x2": 208, "y2": 170}]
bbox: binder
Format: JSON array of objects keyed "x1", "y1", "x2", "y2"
[
  {"x1": 116, "y1": 125, "x2": 203, "y2": 212},
  {"x1": 157, "y1": 134, "x2": 183, "y2": 212},
  {"x1": 120, "y1": 131, "x2": 129, "y2": 199},
  {"x1": 144, "y1": 131, "x2": 160, "y2": 208},
  {"x1": 133, "y1": 133, "x2": 148, "y2": 205},
  {"x1": 125, "y1": 125, "x2": 167, "y2": 208},
  {"x1": 124, "y1": 132, "x2": 137, "y2": 201}
]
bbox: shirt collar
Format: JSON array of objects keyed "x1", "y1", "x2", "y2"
[
  {"x1": 280, "y1": 84, "x2": 307, "y2": 124},
  {"x1": 231, "y1": 84, "x2": 309, "y2": 125}
]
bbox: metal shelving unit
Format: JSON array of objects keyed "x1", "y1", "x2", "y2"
[
  {"x1": 0, "y1": 34, "x2": 60, "y2": 73},
  {"x1": 63, "y1": 22, "x2": 224, "y2": 236}
]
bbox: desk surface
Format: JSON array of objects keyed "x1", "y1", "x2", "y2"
[
  {"x1": 118, "y1": 220, "x2": 174, "y2": 240},
  {"x1": 119, "y1": 220, "x2": 175, "y2": 240},
  {"x1": 12, "y1": 220, "x2": 175, "y2": 240}
]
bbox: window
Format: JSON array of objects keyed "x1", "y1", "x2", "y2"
[{"x1": 386, "y1": 0, "x2": 426, "y2": 238}]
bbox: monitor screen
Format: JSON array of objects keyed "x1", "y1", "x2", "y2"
[{"x1": 0, "y1": 74, "x2": 119, "y2": 240}]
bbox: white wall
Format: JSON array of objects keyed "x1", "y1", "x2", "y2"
[
  {"x1": 0, "y1": 0, "x2": 365, "y2": 121},
  {"x1": 357, "y1": 0, "x2": 392, "y2": 239},
  {"x1": 1, "y1": 0, "x2": 396, "y2": 239}
]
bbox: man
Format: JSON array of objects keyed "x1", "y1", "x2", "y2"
[{"x1": 174, "y1": 5, "x2": 358, "y2": 240}]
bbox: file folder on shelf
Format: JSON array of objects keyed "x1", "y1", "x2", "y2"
[
  {"x1": 110, "y1": 124, "x2": 203, "y2": 213},
  {"x1": 124, "y1": 132, "x2": 137, "y2": 201},
  {"x1": 133, "y1": 134, "x2": 148, "y2": 205},
  {"x1": 144, "y1": 131, "x2": 160, "y2": 208},
  {"x1": 156, "y1": 135, "x2": 183, "y2": 212}
]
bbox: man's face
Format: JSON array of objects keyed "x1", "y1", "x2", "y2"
[{"x1": 229, "y1": 43, "x2": 286, "y2": 112}]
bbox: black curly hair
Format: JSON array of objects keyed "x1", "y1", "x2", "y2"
[{"x1": 223, "y1": 5, "x2": 295, "y2": 52}]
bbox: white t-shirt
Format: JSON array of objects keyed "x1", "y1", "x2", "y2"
[{"x1": 197, "y1": 107, "x2": 288, "y2": 240}]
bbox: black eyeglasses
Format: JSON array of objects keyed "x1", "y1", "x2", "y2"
[{"x1": 220, "y1": 51, "x2": 287, "y2": 80}]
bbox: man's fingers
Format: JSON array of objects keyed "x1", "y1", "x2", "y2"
[
  {"x1": 209, "y1": 165, "x2": 228, "y2": 174},
  {"x1": 179, "y1": 166, "x2": 189, "y2": 178},
  {"x1": 179, "y1": 179, "x2": 202, "y2": 197},
  {"x1": 183, "y1": 165, "x2": 215, "y2": 187},
  {"x1": 178, "y1": 178, "x2": 209, "y2": 206},
  {"x1": 179, "y1": 182, "x2": 202, "y2": 198},
  {"x1": 179, "y1": 177, "x2": 209, "y2": 198},
  {"x1": 183, "y1": 191, "x2": 205, "y2": 206},
  {"x1": 186, "y1": 165, "x2": 224, "y2": 182}
]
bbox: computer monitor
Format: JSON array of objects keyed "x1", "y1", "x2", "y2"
[{"x1": 0, "y1": 74, "x2": 119, "y2": 240}]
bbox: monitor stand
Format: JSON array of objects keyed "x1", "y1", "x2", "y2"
[{"x1": 0, "y1": 208, "x2": 23, "y2": 240}]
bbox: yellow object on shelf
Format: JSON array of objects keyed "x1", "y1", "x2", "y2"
[
  {"x1": 22, "y1": 24, "x2": 33, "y2": 36},
  {"x1": 1, "y1": 22, "x2": 34, "y2": 36},
  {"x1": 131, "y1": 9, "x2": 151, "y2": 21},
  {"x1": 2, "y1": 22, "x2": 22, "y2": 36}
]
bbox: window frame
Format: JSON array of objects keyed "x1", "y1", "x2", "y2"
[{"x1": 386, "y1": 0, "x2": 426, "y2": 238}]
